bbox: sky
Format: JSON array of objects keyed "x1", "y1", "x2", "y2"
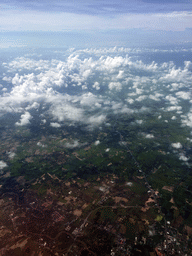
[{"x1": 1, "y1": 0, "x2": 192, "y2": 47}]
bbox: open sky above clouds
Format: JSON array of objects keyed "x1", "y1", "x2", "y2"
[{"x1": 1, "y1": 0, "x2": 192, "y2": 47}]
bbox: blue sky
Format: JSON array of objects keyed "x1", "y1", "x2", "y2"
[{"x1": 1, "y1": 0, "x2": 192, "y2": 47}]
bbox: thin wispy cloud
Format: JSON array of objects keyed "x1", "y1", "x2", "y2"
[{"x1": 1, "y1": 8, "x2": 192, "y2": 32}]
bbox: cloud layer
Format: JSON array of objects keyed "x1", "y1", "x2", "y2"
[{"x1": 1, "y1": 46, "x2": 192, "y2": 166}]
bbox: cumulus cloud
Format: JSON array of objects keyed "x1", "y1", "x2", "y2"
[
  {"x1": 167, "y1": 106, "x2": 182, "y2": 112},
  {"x1": 64, "y1": 140, "x2": 87, "y2": 149},
  {"x1": 145, "y1": 134, "x2": 154, "y2": 139},
  {"x1": 37, "y1": 142, "x2": 47, "y2": 147},
  {"x1": 108, "y1": 82, "x2": 122, "y2": 91},
  {"x1": 80, "y1": 92, "x2": 102, "y2": 107},
  {"x1": 92, "y1": 82, "x2": 100, "y2": 90},
  {"x1": 171, "y1": 142, "x2": 182, "y2": 149},
  {"x1": 94, "y1": 140, "x2": 100, "y2": 145},
  {"x1": 15, "y1": 111, "x2": 32, "y2": 126},
  {"x1": 26, "y1": 102, "x2": 40, "y2": 110},
  {"x1": 136, "y1": 120, "x2": 143, "y2": 124},
  {"x1": 1, "y1": 46, "x2": 192, "y2": 134},
  {"x1": 87, "y1": 114, "x2": 106, "y2": 126},
  {"x1": 136, "y1": 95, "x2": 147, "y2": 102},
  {"x1": 179, "y1": 154, "x2": 189, "y2": 162},
  {"x1": 50, "y1": 122, "x2": 61, "y2": 128},
  {"x1": 182, "y1": 112, "x2": 192, "y2": 127},
  {"x1": 176, "y1": 91, "x2": 190, "y2": 100},
  {"x1": 0, "y1": 161, "x2": 7, "y2": 170},
  {"x1": 49, "y1": 101, "x2": 84, "y2": 123},
  {"x1": 165, "y1": 95, "x2": 178, "y2": 105},
  {"x1": 116, "y1": 70, "x2": 124, "y2": 79},
  {"x1": 126, "y1": 98, "x2": 134, "y2": 104}
]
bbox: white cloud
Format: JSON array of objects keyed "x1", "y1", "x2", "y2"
[
  {"x1": 181, "y1": 112, "x2": 192, "y2": 127},
  {"x1": 165, "y1": 95, "x2": 178, "y2": 105},
  {"x1": 5, "y1": 57, "x2": 50, "y2": 72},
  {"x1": 37, "y1": 142, "x2": 47, "y2": 147},
  {"x1": 87, "y1": 114, "x2": 106, "y2": 126},
  {"x1": 176, "y1": 91, "x2": 190, "y2": 100},
  {"x1": 171, "y1": 142, "x2": 182, "y2": 149},
  {"x1": 136, "y1": 120, "x2": 143, "y2": 124},
  {"x1": 15, "y1": 111, "x2": 32, "y2": 126},
  {"x1": 149, "y1": 92, "x2": 163, "y2": 101},
  {"x1": 26, "y1": 102, "x2": 40, "y2": 110},
  {"x1": 94, "y1": 140, "x2": 100, "y2": 146},
  {"x1": 108, "y1": 82, "x2": 122, "y2": 91},
  {"x1": 161, "y1": 67, "x2": 189, "y2": 82},
  {"x1": 64, "y1": 140, "x2": 87, "y2": 149},
  {"x1": 8, "y1": 152, "x2": 16, "y2": 159},
  {"x1": 50, "y1": 122, "x2": 61, "y2": 128},
  {"x1": 126, "y1": 98, "x2": 134, "y2": 104},
  {"x1": 187, "y1": 138, "x2": 192, "y2": 143},
  {"x1": 116, "y1": 70, "x2": 124, "y2": 79},
  {"x1": 65, "y1": 140, "x2": 80, "y2": 149},
  {"x1": 41, "y1": 119, "x2": 47, "y2": 124},
  {"x1": 1, "y1": 46, "x2": 192, "y2": 135},
  {"x1": 49, "y1": 100, "x2": 84, "y2": 123},
  {"x1": 145, "y1": 134, "x2": 154, "y2": 139},
  {"x1": 170, "y1": 83, "x2": 179, "y2": 91},
  {"x1": 179, "y1": 154, "x2": 189, "y2": 162},
  {"x1": 136, "y1": 95, "x2": 147, "y2": 102},
  {"x1": 92, "y1": 82, "x2": 100, "y2": 90},
  {"x1": 80, "y1": 92, "x2": 101, "y2": 107},
  {"x1": 0, "y1": 161, "x2": 7, "y2": 170},
  {"x1": 167, "y1": 106, "x2": 182, "y2": 112},
  {"x1": 1, "y1": 9, "x2": 192, "y2": 32}
]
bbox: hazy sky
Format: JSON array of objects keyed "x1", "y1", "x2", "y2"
[{"x1": 1, "y1": 0, "x2": 192, "y2": 47}]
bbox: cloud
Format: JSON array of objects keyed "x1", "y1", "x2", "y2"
[
  {"x1": 94, "y1": 140, "x2": 100, "y2": 145},
  {"x1": 135, "y1": 120, "x2": 143, "y2": 124},
  {"x1": 0, "y1": 161, "x2": 7, "y2": 170},
  {"x1": 145, "y1": 134, "x2": 154, "y2": 139},
  {"x1": 108, "y1": 82, "x2": 122, "y2": 91},
  {"x1": 149, "y1": 93, "x2": 163, "y2": 101},
  {"x1": 50, "y1": 102, "x2": 84, "y2": 123},
  {"x1": 136, "y1": 95, "x2": 147, "y2": 102},
  {"x1": 50, "y1": 122, "x2": 61, "y2": 128},
  {"x1": 5, "y1": 57, "x2": 50, "y2": 72},
  {"x1": 179, "y1": 154, "x2": 189, "y2": 162},
  {"x1": 26, "y1": 102, "x2": 40, "y2": 110},
  {"x1": 126, "y1": 98, "x2": 134, "y2": 104},
  {"x1": 166, "y1": 106, "x2": 182, "y2": 111},
  {"x1": 165, "y1": 95, "x2": 178, "y2": 105},
  {"x1": 176, "y1": 91, "x2": 190, "y2": 100},
  {"x1": 181, "y1": 112, "x2": 192, "y2": 127},
  {"x1": 37, "y1": 142, "x2": 47, "y2": 147},
  {"x1": 1, "y1": 9, "x2": 192, "y2": 32},
  {"x1": 116, "y1": 70, "x2": 124, "y2": 79},
  {"x1": 80, "y1": 92, "x2": 102, "y2": 108},
  {"x1": 15, "y1": 111, "x2": 32, "y2": 126},
  {"x1": 171, "y1": 142, "x2": 182, "y2": 149},
  {"x1": 1, "y1": 46, "x2": 192, "y2": 134},
  {"x1": 64, "y1": 140, "x2": 87, "y2": 149},
  {"x1": 87, "y1": 114, "x2": 106, "y2": 126},
  {"x1": 92, "y1": 82, "x2": 100, "y2": 90}
]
